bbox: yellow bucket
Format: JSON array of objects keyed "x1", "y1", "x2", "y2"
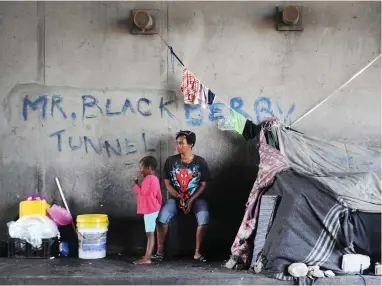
[
  {"x1": 19, "y1": 200, "x2": 50, "y2": 217},
  {"x1": 77, "y1": 214, "x2": 109, "y2": 228},
  {"x1": 76, "y1": 214, "x2": 109, "y2": 259}
]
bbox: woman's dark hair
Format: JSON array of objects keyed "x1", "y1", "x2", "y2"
[
  {"x1": 176, "y1": 130, "x2": 196, "y2": 147},
  {"x1": 140, "y1": 156, "x2": 157, "y2": 171}
]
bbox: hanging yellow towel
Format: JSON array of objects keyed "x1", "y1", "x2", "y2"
[{"x1": 229, "y1": 110, "x2": 247, "y2": 134}]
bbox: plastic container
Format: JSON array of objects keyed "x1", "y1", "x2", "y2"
[
  {"x1": 19, "y1": 200, "x2": 50, "y2": 217},
  {"x1": 47, "y1": 204, "x2": 72, "y2": 226},
  {"x1": 8, "y1": 237, "x2": 59, "y2": 258},
  {"x1": 59, "y1": 241, "x2": 69, "y2": 257},
  {"x1": 76, "y1": 214, "x2": 108, "y2": 259}
]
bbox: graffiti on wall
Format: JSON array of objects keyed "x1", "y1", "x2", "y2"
[
  {"x1": 184, "y1": 96, "x2": 295, "y2": 126},
  {"x1": 22, "y1": 95, "x2": 176, "y2": 121},
  {"x1": 21, "y1": 93, "x2": 295, "y2": 156},
  {"x1": 47, "y1": 130, "x2": 156, "y2": 158}
]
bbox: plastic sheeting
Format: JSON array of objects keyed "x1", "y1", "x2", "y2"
[
  {"x1": 7, "y1": 215, "x2": 60, "y2": 248},
  {"x1": 261, "y1": 171, "x2": 354, "y2": 276},
  {"x1": 274, "y1": 125, "x2": 381, "y2": 213},
  {"x1": 260, "y1": 171, "x2": 381, "y2": 282},
  {"x1": 226, "y1": 120, "x2": 381, "y2": 271}
]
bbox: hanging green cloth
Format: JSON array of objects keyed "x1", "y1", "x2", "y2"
[{"x1": 229, "y1": 110, "x2": 247, "y2": 134}]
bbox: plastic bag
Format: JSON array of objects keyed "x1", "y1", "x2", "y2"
[
  {"x1": 7, "y1": 215, "x2": 60, "y2": 248},
  {"x1": 26, "y1": 194, "x2": 47, "y2": 201},
  {"x1": 47, "y1": 204, "x2": 72, "y2": 226}
]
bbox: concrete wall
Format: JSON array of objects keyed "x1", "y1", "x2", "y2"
[{"x1": 0, "y1": 1, "x2": 380, "y2": 257}]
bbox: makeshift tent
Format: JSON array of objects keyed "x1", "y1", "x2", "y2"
[{"x1": 225, "y1": 120, "x2": 381, "y2": 283}]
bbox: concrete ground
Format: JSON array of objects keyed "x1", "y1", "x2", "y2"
[{"x1": 0, "y1": 257, "x2": 380, "y2": 285}]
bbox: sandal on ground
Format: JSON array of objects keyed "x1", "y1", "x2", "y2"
[
  {"x1": 194, "y1": 255, "x2": 207, "y2": 263},
  {"x1": 151, "y1": 253, "x2": 164, "y2": 262}
]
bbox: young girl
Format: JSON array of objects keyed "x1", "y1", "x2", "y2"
[{"x1": 133, "y1": 155, "x2": 162, "y2": 265}]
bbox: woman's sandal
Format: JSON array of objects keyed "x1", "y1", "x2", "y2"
[
  {"x1": 151, "y1": 253, "x2": 164, "y2": 262},
  {"x1": 194, "y1": 255, "x2": 207, "y2": 263}
]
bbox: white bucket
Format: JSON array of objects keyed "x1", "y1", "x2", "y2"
[{"x1": 77, "y1": 226, "x2": 108, "y2": 259}]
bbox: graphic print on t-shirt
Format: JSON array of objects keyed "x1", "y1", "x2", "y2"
[{"x1": 170, "y1": 162, "x2": 201, "y2": 200}]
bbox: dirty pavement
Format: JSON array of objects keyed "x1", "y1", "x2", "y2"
[{"x1": 0, "y1": 256, "x2": 380, "y2": 285}]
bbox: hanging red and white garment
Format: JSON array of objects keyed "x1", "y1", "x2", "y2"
[{"x1": 180, "y1": 68, "x2": 200, "y2": 104}]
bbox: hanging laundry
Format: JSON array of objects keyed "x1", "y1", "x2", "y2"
[
  {"x1": 197, "y1": 84, "x2": 210, "y2": 107},
  {"x1": 230, "y1": 110, "x2": 247, "y2": 135},
  {"x1": 207, "y1": 90, "x2": 216, "y2": 105},
  {"x1": 181, "y1": 68, "x2": 200, "y2": 104},
  {"x1": 217, "y1": 117, "x2": 232, "y2": 131},
  {"x1": 198, "y1": 85, "x2": 216, "y2": 107},
  {"x1": 217, "y1": 110, "x2": 246, "y2": 134},
  {"x1": 242, "y1": 120, "x2": 262, "y2": 141}
]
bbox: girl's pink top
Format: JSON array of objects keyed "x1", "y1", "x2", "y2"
[{"x1": 134, "y1": 175, "x2": 162, "y2": 214}]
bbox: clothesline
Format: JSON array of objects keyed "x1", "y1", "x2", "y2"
[
  {"x1": 291, "y1": 53, "x2": 382, "y2": 126},
  {"x1": 157, "y1": 33, "x2": 185, "y2": 68},
  {"x1": 156, "y1": 33, "x2": 288, "y2": 131},
  {"x1": 157, "y1": 33, "x2": 255, "y2": 122},
  {"x1": 157, "y1": 33, "x2": 381, "y2": 129},
  {"x1": 157, "y1": 33, "x2": 281, "y2": 141}
]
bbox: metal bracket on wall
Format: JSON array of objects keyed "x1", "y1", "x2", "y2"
[
  {"x1": 276, "y1": 5, "x2": 303, "y2": 31},
  {"x1": 131, "y1": 9, "x2": 158, "y2": 35}
]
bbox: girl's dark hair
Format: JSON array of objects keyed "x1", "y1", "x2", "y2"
[{"x1": 140, "y1": 156, "x2": 157, "y2": 170}]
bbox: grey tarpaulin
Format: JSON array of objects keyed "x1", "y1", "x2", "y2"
[
  {"x1": 261, "y1": 170, "x2": 353, "y2": 275},
  {"x1": 273, "y1": 124, "x2": 381, "y2": 213},
  {"x1": 260, "y1": 170, "x2": 381, "y2": 278},
  {"x1": 227, "y1": 119, "x2": 380, "y2": 271}
]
